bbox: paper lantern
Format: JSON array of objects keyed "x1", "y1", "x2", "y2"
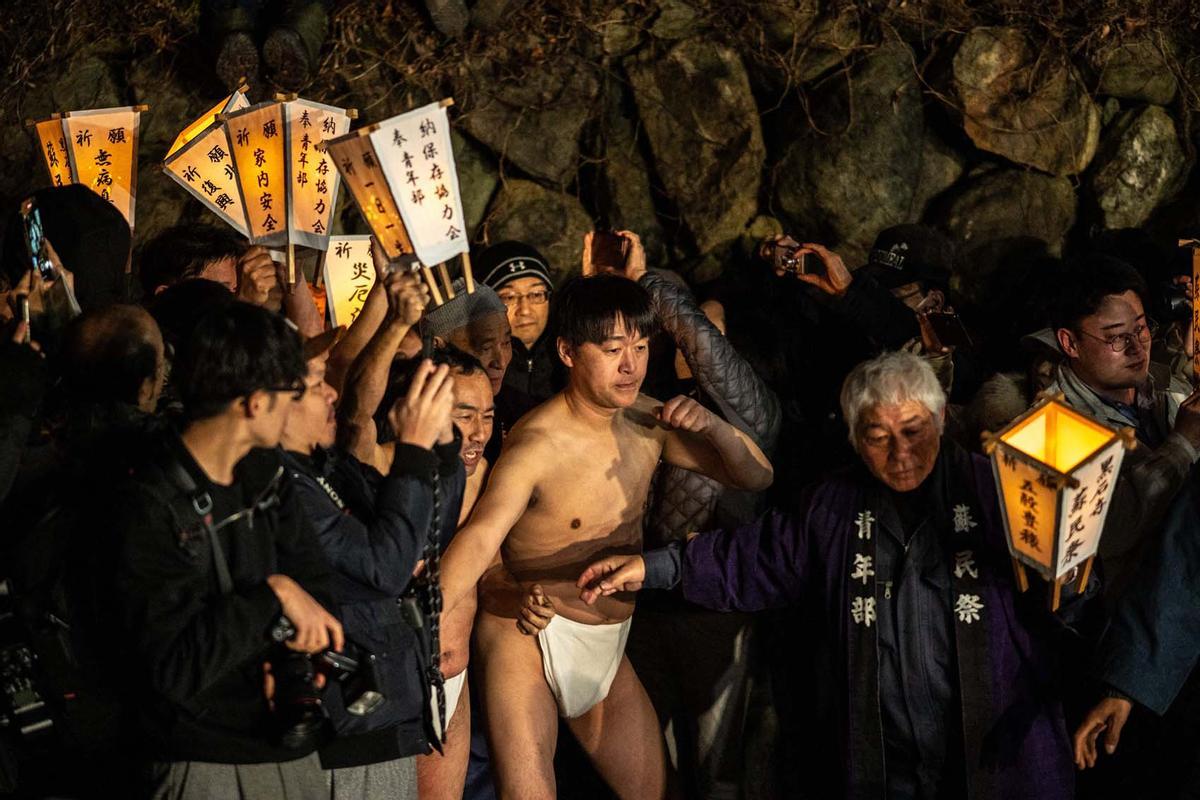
[
  {"x1": 984, "y1": 394, "x2": 1135, "y2": 608},
  {"x1": 222, "y1": 101, "x2": 290, "y2": 248},
  {"x1": 322, "y1": 235, "x2": 376, "y2": 328},
  {"x1": 163, "y1": 88, "x2": 251, "y2": 237},
  {"x1": 320, "y1": 98, "x2": 474, "y2": 305},
  {"x1": 31, "y1": 115, "x2": 73, "y2": 188},
  {"x1": 29, "y1": 105, "x2": 146, "y2": 231},
  {"x1": 280, "y1": 96, "x2": 355, "y2": 250}
]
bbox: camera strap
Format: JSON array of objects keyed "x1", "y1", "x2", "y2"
[{"x1": 159, "y1": 453, "x2": 233, "y2": 596}]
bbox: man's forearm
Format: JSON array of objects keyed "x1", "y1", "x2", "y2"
[
  {"x1": 704, "y1": 419, "x2": 774, "y2": 491},
  {"x1": 282, "y1": 278, "x2": 324, "y2": 338},
  {"x1": 339, "y1": 318, "x2": 412, "y2": 433}
]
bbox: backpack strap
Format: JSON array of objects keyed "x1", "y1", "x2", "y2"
[{"x1": 154, "y1": 451, "x2": 234, "y2": 596}]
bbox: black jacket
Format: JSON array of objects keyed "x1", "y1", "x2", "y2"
[
  {"x1": 640, "y1": 269, "x2": 781, "y2": 545},
  {"x1": 108, "y1": 434, "x2": 336, "y2": 764},
  {"x1": 283, "y1": 441, "x2": 464, "y2": 767}
]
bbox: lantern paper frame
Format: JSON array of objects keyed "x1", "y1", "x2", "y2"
[
  {"x1": 220, "y1": 101, "x2": 291, "y2": 248},
  {"x1": 322, "y1": 234, "x2": 376, "y2": 328},
  {"x1": 29, "y1": 105, "x2": 147, "y2": 231},
  {"x1": 319, "y1": 125, "x2": 414, "y2": 265},
  {"x1": 985, "y1": 394, "x2": 1135, "y2": 602},
  {"x1": 162, "y1": 88, "x2": 251, "y2": 238},
  {"x1": 319, "y1": 98, "x2": 474, "y2": 305},
  {"x1": 280, "y1": 96, "x2": 355, "y2": 251}
]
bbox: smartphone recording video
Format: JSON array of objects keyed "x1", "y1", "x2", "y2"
[{"x1": 20, "y1": 199, "x2": 53, "y2": 281}]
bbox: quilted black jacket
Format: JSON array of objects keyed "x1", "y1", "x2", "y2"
[{"x1": 640, "y1": 270, "x2": 781, "y2": 547}]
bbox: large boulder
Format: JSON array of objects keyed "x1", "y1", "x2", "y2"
[
  {"x1": 649, "y1": 0, "x2": 704, "y2": 41},
  {"x1": 1088, "y1": 105, "x2": 1187, "y2": 230},
  {"x1": 952, "y1": 27, "x2": 1100, "y2": 176},
  {"x1": 459, "y1": 56, "x2": 599, "y2": 186},
  {"x1": 132, "y1": 166, "x2": 191, "y2": 249},
  {"x1": 940, "y1": 168, "x2": 1077, "y2": 297},
  {"x1": 1094, "y1": 36, "x2": 1178, "y2": 105},
  {"x1": 451, "y1": 130, "x2": 498, "y2": 239},
  {"x1": 483, "y1": 179, "x2": 592, "y2": 284},
  {"x1": 775, "y1": 42, "x2": 962, "y2": 266},
  {"x1": 128, "y1": 56, "x2": 197, "y2": 159},
  {"x1": 627, "y1": 39, "x2": 764, "y2": 254},
  {"x1": 601, "y1": 87, "x2": 666, "y2": 268}
]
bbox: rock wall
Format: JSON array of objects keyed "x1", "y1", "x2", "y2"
[{"x1": 2, "y1": 2, "x2": 1197, "y2": 296}]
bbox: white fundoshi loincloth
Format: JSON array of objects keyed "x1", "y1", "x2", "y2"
[
  {"x1": 430, "y1": 669, "x2": 468, "y2": 741},
  {"x1": 536, "y1": 614, "x2": 632, "y2": 719}
]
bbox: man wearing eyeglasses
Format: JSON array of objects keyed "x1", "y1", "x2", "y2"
[
  {"x1": 1047, "y1": 254, "x2": 1200, "y2": 604},
  {"x1": 473, "y1": 241, "x2": 560, "y2": 411}
]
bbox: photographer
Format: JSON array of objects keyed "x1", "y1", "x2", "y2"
[
  {"x1": 105, "y1": 302, "x2": 342, "y2": 798},
  {"x1": 281, "y1": 269, "x2": 468, "y2": 797}
]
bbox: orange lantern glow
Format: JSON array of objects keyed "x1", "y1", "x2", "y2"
[
  {"x1": 984, "y1": 394, "x2": 1135, "y2": 607},
  {"x1": 163, "y1": 88, "x2": 250, "y2": 237},
  {"x1": 322, "y1": 235, "x2": 376, "y2": 328},
  {"x1": 319, "y1": 127, "x2": 413, "y2": 264},
  {"x1": 223, "y1": 101, "x2": 289, "y2": 248},
  {"x1": 29, "y1": 106, "x2": 146, "y2": 231}
]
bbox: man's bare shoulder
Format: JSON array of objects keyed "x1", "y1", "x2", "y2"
[{"x1": 622, "y1": 393, "x2": 671, "y2": 440}]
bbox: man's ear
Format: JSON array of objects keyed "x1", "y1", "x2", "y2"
[
  {"x1": 433, "y1": 335, "x2": 448, "y2": 349},
  {"x1": 1056, "y1": 327, "x2": 1080, "y2": 359},
  {"x1": 556, "y1": 337, "x2": 574, "y2": 368}
]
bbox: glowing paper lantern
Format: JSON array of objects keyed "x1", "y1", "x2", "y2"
[
  {"x1": 30, "y1": 115, "x2": 74, "y2": 187},
  {"x1": 984, "y1": 394, "x2": 1135, "y2": 608},
  {"x1": 321, "y1": 98, "x2": 474, "y2": 305},
  {"x1": 320, "y1": 127, "x2": 413, "y2": 264},
  {"x1": 323, "y1": 235, "x2": 376, "y2": 327},
  {"x1": 368, "y1": 101, "x2": 468, "y2": 270},
  {"x1": 29, "y1": 106, "x2": 146, "y2": 230},
  {"x1": 163, "y1": 88, "x2": 250, "y2": 237},
  {"x1": 222, "y1": 101, "x2": 290, "y2": 247},
  {"x1": 281, "y1": 97, "x2": 354, "y2": 249}
]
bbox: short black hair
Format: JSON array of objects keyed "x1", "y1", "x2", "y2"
[
  {"x1": 138, "y1": 224, "x2": 246, "y2": 296},
  {"x1": 375, "y1": 345, "x2": 484, "y2": 442},
  {"x1": 147, "y1": 278, "x2": 236, "y2": 352},
  {"x1": 174, "y1": 302, "x2": 305, "y2": 421},
  {"x1": 59, "y1": 305, "x2": 161, "y2": 408},
  {"x1": 1050, "y1": 255, "x2": 1150, "y2": 331},
  {"x1": 550, "y1": 274, "x2": 658, "y2": 350}
]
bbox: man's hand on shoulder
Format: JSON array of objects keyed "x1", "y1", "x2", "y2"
[{"x1": 577, "y1": 555, "x2": 646, "y2": 605}]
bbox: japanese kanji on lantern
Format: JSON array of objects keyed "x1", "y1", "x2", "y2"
[
  {"x1": 28, "y1": 105, "x2": 147, "y2": 231},
  {"x1": 163, "y1": 87, "x2": 251, "y2": 237},
  {"x1": 322, "y1": 235, "x2": 376, "y2": 328},
  {"x1": 280, "y1": 96, "x2": 356, "y2": 250},
  {"x1": 320, "y1": 98, "x2": 473, "y2": 307},
  {"x1": 222, "y1": 101, "x2": 290, "y2": 249},
  {"x1": 983, "y1": 394, "x2": 1136, "y2": 609},
  {"x1": 29, "y1": 115, "x2": 74, "y2": 188}
]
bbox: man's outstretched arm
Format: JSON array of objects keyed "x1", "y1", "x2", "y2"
[
  {"x1": 578, "y1": 508, "x2": 808, "y2": 612},
  {"x1": 656, "y1": 395, "x2": 773, "y2": 491},
  {"x1": 439, "y1": 439, "x2": 539, "y2": 614}
]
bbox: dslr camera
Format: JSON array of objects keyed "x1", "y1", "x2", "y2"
[{"x1": 268, "y1": 616, "x2": 385, "y2": 751}]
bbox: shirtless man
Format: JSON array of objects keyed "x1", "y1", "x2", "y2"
[
  {"x1": 439, "y1": 273, "x2": 774, "y2": 798},
  {"x1": 416, "y1": 349, "x2": 495, "y2": 800}
]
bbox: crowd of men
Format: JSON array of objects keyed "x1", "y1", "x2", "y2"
[{"x1": 2, "y1": 183, "x2": 1200, "y2": 800}]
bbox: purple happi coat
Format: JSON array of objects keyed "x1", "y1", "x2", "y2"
[{"x1": 679, "y1": 442, "x2": 1076, "y2": 800}]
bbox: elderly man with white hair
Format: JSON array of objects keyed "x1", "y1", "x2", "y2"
[{"x1": 577, "y1": 350, "x2": 1088, "y2": 800}]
